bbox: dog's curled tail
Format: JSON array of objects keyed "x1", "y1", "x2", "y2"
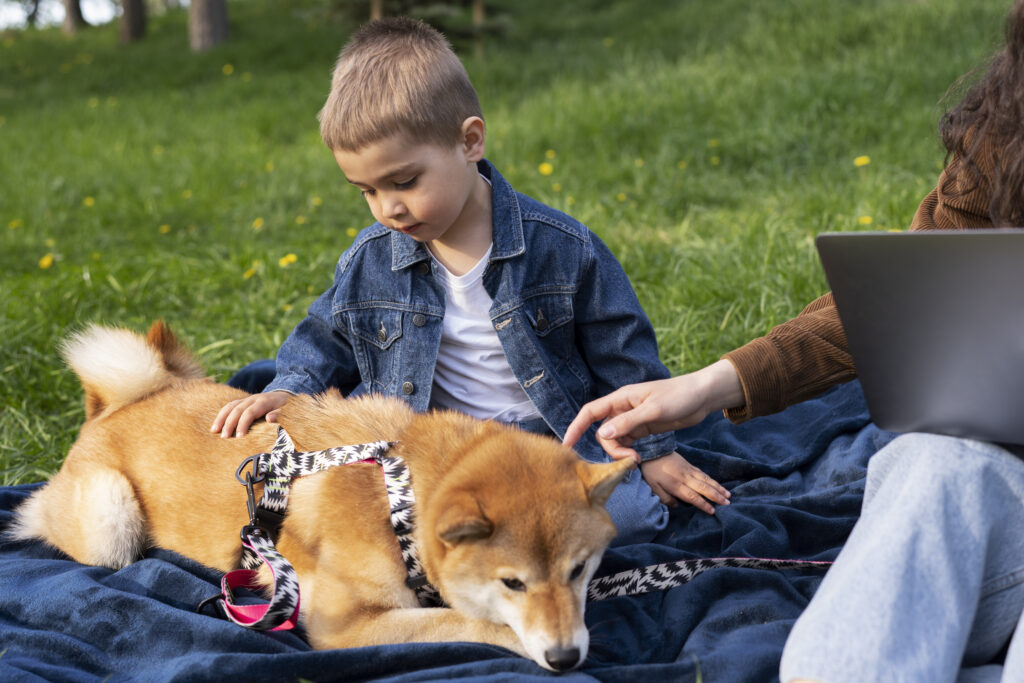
[{"x1": 62, "y1": 320, "x2": 205, "y2": 421}]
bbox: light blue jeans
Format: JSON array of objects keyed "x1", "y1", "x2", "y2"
[{"x1": 780, "y1": 433, "x2": 1024, "y2": 683}]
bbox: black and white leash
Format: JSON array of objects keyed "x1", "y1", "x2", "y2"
[{"x1": 200, "y1": 427, "x2": 831, "y2": 630}]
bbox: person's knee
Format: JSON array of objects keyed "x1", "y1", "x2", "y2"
[{"x1": 605, "y1": 470, "x2": 668, "y2": 547}]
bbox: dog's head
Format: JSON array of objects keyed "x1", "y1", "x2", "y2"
[{"x1": 420, "y1": 425, "x2": 634, "y2": 672}]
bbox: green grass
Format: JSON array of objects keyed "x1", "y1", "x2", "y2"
[{"x1": 0, "y1": 0, "x2": 1010, "y2": 483}]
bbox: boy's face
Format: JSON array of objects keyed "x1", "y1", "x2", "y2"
[{"x1": 333, "y1": 120, "x2": 486, "y2": 246}]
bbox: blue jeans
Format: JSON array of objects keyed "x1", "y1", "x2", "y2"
[
  {"x1": 780, "y1": 433, "x2": 1024, "y2": 683},
  {"x1": 226, "y1": 360, "x2": 668, "y2": 548}
]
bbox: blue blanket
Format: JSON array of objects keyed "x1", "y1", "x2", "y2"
[{"x1": 0, "y1": 381, "x2": 894, "y2": 682}]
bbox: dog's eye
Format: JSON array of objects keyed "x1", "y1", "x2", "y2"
[
  {"x1": 569, "y1": 562, "x2": 586, "y2": 581},
  {"x1": 501, "y1": 577, "x2": 526, "y2": 592}
]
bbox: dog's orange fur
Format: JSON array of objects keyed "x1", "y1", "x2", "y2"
[{"x1": 12, "y1": 322, "x2": 633, "y2": 671}]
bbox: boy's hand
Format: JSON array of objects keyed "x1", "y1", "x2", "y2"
[
  {"x1": 639, "y1": 451, "x2": 730, "y2": 515},
  {"x1": 563, "y1": 359, "x2": 744, "y2": 462},
  {"x1": 210, "y1": 391, "x2": 290, "y2": 438}
]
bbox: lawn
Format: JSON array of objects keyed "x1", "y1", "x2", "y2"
[{"x1": 0, "y1": 0, "x2": 1010, "y2": 483}]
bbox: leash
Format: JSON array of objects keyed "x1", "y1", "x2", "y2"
[
  {"x1": 198, "y1": 427, "x2": 831, "y2": 629},
  {"x1": 586, "y1": 556, "x2": 832, "y2": 602}
]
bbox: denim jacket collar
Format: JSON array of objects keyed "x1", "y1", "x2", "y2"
[{"x1": 389, "y1": 159, "x2": 526, "y2": 272}]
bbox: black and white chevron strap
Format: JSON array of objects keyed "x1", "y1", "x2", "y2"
[{"x1": 586, "y1": 556, "x2": 833, "y2": 602}]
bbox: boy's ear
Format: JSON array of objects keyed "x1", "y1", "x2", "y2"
[{"x1": 460, "y1": 116, "x2": 486, "y2": 162}]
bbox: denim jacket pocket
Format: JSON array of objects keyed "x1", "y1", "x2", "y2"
[
  {"x1": 523, "y1": 293, "x2": 573, "y2": 337},
  {"x1": 346, "y1": 307, "x2": 404, "y2": 391}
]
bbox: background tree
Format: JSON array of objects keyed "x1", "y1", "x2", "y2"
[
  {"x1": 189, "y1": 0, "x2": 228, "y2": 52},
  {"x1": 120, "y1": 0, "x2": 145, "y2": 43},
  {"x1": 61, "y1": 0, "x2": 87, "y2": 34}
]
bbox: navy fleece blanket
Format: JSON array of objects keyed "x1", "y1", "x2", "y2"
[{"x1": 0, "y1": 381, "x2": 894, "y2": 682}]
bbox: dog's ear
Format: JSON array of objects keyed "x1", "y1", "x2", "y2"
[
  {"x1": 436, "y1": 493, "x2": 494, "y2": 547},
  {"x1": 576, "y1": 458, "x2": 635, "y2": 507}
]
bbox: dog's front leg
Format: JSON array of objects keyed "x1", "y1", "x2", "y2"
[{"x1": 306, "y1": 606, "x2": 527, "y2": 659}]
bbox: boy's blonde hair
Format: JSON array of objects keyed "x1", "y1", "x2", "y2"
[{"x1": 319, "y1": 17, "x2": 483, "y2": 152}]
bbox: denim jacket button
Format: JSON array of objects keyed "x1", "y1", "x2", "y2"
[
  {"x1": 416, "y1": 262, "x2": 430, "y2": 275},
  {"x1": 402, "y1": 381, "x2": 415, "y2": 395},
  {"x1": 412, "y1": 314, "x2": 426, "y2": 327}
]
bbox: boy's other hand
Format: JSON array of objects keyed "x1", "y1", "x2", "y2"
[
  {"x1": 639, "y1": 451, "x2": 730, "y2": 515},
  {"x1": 210, "y1": 391, "x2": 290, "y2": 438},
  {"x1": 562, "y1": 359, "x2": 744, "y2": 462}
]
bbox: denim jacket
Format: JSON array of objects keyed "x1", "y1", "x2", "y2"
[{"x1": 264, "y1": 159, "x2": 676, "y2": 463}]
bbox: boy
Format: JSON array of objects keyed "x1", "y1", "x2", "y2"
[{"x1": 211, "y1": 17, "x2": 729, "y2": 545}]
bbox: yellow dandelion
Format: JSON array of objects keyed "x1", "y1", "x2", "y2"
[
  {"x1": 635, "y1": 158, "x2": 644, "y2": 168},
  {"x1": 677, "y1": 160, "x2": 688, "y2": 170},
  {"x1": 710, "y1": 156, "x2": 721, "y2": 166},
  {"x1": 222, "y1": 63, "x2": 234, "y2": 76},
  {"x1": 279, "y1": 253, "x2": 298, "y2": 267},
  {"x1": 616, "y1": 192, "x2": 627, "y2": 202},
  {"x1": 295, "y1": 215, "x2": 307, "y2": 225},
  {"x1": 283, "y1": 304, "x2": 293, "y2": 312},
  {"x1": 854, "y1": 155, "x2": 871, "y2": 167},
  {"x1": 83, "y1": 196, "x2": 95, "y2": 207},
  {"x1": 545, "y1": 149, "x2": 556, "y2": 159},
  {"x1": 243, "y1": 263, "x2": 257, "y2": 279},
  {"x1": 9, "y1": 218, "x2": 23, "y2": 229},
  {"x1": 152, "y1": 145, "x2": 164, "y2": 157},
  {"x1": 602, "y1": 37, "x2": 614, "y2": 47},
  {"x1": 538, "y1": 162, "x2": 554, "y2": 176},
  {"x1": 45, "y1": 238, "x2": 55, "y2": 247},
  {"x1": 159, "y1": 224, "x2": 172, "y2": 234},
  {"x1": 39, "y1": 253, "x2": 54, "y2": 269},
  {"x1": 567, "y1": 196, "x2": 575, "y2": 206},
  {"x1": 88, "y1": 97, "x2": 99, "y2": 108},
  {"x1": 858, "y1": 216, "x2": 874, "y2": 225},
  {"x1": 265, "y1": 161, "x2": 275, "y2": 173},
  {"x1": 346, "y1": 227, "x2": 358, "y2": 238},
  {"x1": 252, "y1": 217, "x2": 264, "y2": 230},
  {"x1": 182, "y1": 189, "x2": 192, "y2": 199},
  {"x1": 311, "y1": 196, "x2": 323, "y2": 207},
  {"x1": 91, "y1": 252, "x2": 101, "y2": 261},
  {"x1": 552, "y1": 183, "x2": 562, "y2": 192},
  {"x1": 708, "y1": 139, "x2": 720, "y2": 148}
]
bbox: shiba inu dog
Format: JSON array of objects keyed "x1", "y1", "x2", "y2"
[{"x1": 11, "y1": 322, "x2": 633, "y2": 672}]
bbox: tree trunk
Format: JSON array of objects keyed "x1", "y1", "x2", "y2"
[
  {"x1": 472, "y1": 0, "x2": 485, "y2": 59},
  {"x1": 189, "y1": 0, "x2": 229, "y2": 53},
  {"x1": 369, "y1": 0, "x2": 382, "y2": 21},
  {"x1": 120, "y1": 0, "x2": 147, "y2": 43},
  {"x1": 25, "y1": 0, "x2": 42, "y2": 27},
  {"x1": 62, "y1": 0, "x2": 89, "y2": 35}
]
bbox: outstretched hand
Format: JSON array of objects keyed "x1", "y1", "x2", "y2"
[
  {"x1": 563, "y1": 359, "x2": 744, "y2": 462},
  {"x1": 640, "y1": 451, "x2": 730, "y2": 514}
]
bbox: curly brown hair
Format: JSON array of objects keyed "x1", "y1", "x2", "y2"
[{"x1": 940, "y1": 0, "x2": 1024, "y2": 226}]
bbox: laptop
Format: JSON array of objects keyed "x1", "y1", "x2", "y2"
[{"x1": 815, "y1": 229, "x2": 1024, "y2": 445}]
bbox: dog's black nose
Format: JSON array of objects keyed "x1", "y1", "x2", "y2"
[{"x1": 544, "y1": 646, "x2": 581, "y2": 671}]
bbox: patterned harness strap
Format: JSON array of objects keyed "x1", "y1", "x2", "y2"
[
  {"x1": 209, "y1": 426, "x2": 442, "y2": 631},
  {"x1": 587, "y1": 556, "x2": 833, "y2": 602}
]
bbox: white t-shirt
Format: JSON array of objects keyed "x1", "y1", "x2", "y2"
[{"x1": 428, "y1": 246, "x2": 542, "y2": 423}]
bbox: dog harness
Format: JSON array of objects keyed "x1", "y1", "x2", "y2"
[
  {"x1": 203, "y1": 426, "x2": 442, "y2": 631},
  {"x1": 200, "y1": 427, "x2": 831, "y2": 631}
]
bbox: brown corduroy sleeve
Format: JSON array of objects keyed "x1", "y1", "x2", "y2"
[{"x1": 721, "y1": 151, "x2": 994, "y2": 423}]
